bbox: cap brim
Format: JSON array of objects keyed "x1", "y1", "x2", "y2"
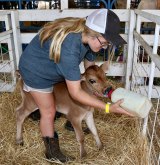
[{"x1": 102, "y1": 33, "x2": 126, "y2": 46}]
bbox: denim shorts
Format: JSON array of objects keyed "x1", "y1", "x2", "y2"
[{"x1": 23, "y1": 82, "x2": 53, "y2": 93}]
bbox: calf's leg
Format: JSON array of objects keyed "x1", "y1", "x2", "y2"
[
  {"x1": 85, "y1": 111, "x2": 103, "y2": 150},
  {"x1": 16, "y1": 105, "x2": 35, "y2": 145},
  {"x1": 68, "y1": 117, "x2": 87, "y2": 158}
]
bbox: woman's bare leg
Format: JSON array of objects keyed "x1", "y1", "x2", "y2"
[
  {"x1": 30, "y1": 91, "x2": 55, "y2": 137},
  {"x1": 29, "y1": 91, "x2": 69, "y2": 162}
]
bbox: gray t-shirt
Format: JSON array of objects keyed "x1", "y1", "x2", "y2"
[{"x1": 19, "y1": 33, "x2": 95, "y2": 89}]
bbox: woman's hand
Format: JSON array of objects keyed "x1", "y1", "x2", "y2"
[{"x1": 109, "y1": 99, "x2": 134, "y2": 116}]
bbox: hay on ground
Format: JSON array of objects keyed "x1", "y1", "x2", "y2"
[{"x1": 0, "y1": 82, "x2": 149, "y2": 165}]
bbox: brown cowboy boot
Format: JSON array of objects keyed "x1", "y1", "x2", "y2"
[{"x1": 43, "y1": 133, "x2": 71, "y2": 163}]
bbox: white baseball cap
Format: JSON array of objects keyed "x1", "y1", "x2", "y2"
[{"x1": 85, "y1": 9, "x2": 126, "y2": 46}]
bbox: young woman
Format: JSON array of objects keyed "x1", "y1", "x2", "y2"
[{"x1": 19, "y1": 9, "x2": 132, "y2": 162}]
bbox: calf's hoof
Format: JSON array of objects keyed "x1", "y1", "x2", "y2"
[
  {"x1": 98, "y1": 143, "x2": 103, "y2": 150},
  {"x1": 16, "y1": 139, "x2": 24, "y2": 146}
]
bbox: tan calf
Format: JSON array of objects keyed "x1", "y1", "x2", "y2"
[{"x1": 16, "y1": 65, "x2": 109, "y2": 158}]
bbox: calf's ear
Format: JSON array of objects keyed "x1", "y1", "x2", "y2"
[
  {"x1": 100, "y1": 61, "x2": 109, "y2": 73},
  {"x1": 81, "y1": 73, "x2": 86, "y2": 81}
]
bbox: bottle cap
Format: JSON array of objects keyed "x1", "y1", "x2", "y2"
[
  {"x1": 103, "y1": 86, "x2": 114, "y2": 99},
  {"x1": 108, "y1": 89, "x2": 114, "y2": 99}
]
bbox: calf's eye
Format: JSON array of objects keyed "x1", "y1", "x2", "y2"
[{"x1": 89, "y1": 79, "x2": 96, "y2": 84}]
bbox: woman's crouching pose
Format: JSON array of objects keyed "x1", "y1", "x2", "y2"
[{"x1": 18, "y1": 9, "x2": 133, "y2": 163}]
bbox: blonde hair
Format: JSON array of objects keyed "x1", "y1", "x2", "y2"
[{"x1": 39, "y1": 17, "x2": 100, "y2": 63}]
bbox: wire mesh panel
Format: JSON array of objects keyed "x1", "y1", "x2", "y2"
[
  {"x1": 0, "y1": 11, "x2": 17, "y2": 92},
  {"x1": 132, "y1": 10, "x2": 160, "y2": 165}
]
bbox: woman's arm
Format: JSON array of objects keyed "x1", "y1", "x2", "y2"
[{"x1": 66, "y1": 79, "x2": 134, "y2": 116}]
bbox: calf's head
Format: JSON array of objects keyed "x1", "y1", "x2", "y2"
[{"x1": 81, "y1": 65, "x2": 111, "y2": 97}]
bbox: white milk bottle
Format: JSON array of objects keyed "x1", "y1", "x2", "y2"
[{"x1": 105, "y1": 87, "x2": 152, "y2": 118}]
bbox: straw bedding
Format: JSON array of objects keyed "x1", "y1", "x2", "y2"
[{"x1": 0, "y1": 82, "x2": 149, "y2": 165}]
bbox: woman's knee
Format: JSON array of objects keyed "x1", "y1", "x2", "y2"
[{"x1": 41, "y1": 107, "x2": 56, "y2": 120}]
